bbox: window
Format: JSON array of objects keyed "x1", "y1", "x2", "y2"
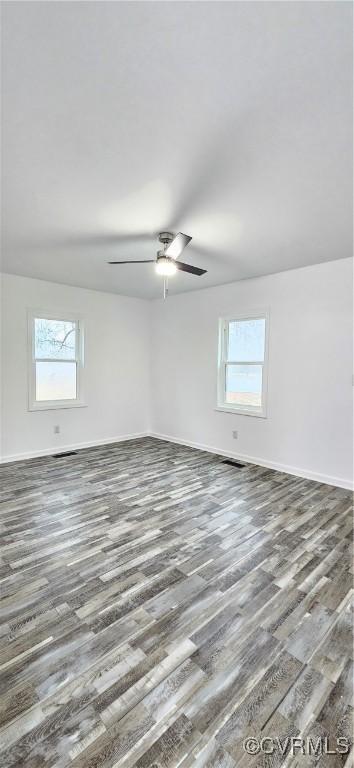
[
  {"x1": 217, "y1": 313, "x2": 268, "y2": 417},
  {"x1": 28, "y1": 311, "x2": 85, "y2": 410}
]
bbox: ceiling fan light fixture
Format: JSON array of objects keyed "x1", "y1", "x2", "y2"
[{"x1": 155, "y1": 256, "x2": 177, "y2": 277}]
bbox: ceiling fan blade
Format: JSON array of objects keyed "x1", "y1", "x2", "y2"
[
  {"x1": 175, "y1": 261, "x2": 207, "y2": 276},
  {"x1": 165, "y1": 232, "x2": 192, "y2": 259},
  {"x1": 108, "y1": 260, "x2": 155, "y2": 265}
]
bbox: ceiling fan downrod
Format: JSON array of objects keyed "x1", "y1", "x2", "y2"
[{"x1": 158, "y1": 232, "x2": 174, "y2": 250}]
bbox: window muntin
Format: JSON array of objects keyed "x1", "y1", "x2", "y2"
[
  {"x1": 28, "y1": 312, "x2": 84, "y2": 410},
  {"x1": 218, "y1": 314, "x2": 268, "y2": 417}
]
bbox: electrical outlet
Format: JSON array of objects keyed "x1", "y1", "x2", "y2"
[
  {"x1": 54, "y1": 425, "x2": 60, "y2": 434},
  {"x1": 232, "y1": 430, "x2": 238, "y2": 439}
]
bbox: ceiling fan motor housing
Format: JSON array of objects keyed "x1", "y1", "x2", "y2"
[{"x1": 158, "y1": 232, "x2": 174, "y2": 248}]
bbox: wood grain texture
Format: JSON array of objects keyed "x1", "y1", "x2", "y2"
[{"x1": 0, "y1": 437, "x2": 352, "y2": 767}]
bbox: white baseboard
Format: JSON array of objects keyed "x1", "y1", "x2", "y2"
[
  {"x1": 2, "y1": 430, "x2": 352, "y2": 490},
  {"x1": 149, "y1": 431, "x2": 354, "y2": 491},
  {"x1": 0, "y1": 432, "x2": 149, "y2": 464}
]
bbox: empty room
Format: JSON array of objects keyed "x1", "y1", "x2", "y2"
[{"x1": 0, "y1": 1, "x2": 353, "y2": 766}]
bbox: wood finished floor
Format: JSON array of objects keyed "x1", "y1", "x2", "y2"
[{"x1": 0, "y1": 437, "x2": 353, "y2": 768}]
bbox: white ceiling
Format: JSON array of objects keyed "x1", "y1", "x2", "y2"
[{"x1": 1, "y1": 1, "x2": 352, "y2": 299}]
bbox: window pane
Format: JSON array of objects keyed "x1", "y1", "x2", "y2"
[
  {"x1": 35, "y1": 318, "x2": 76, "y2": 360},
  {"x1": 35, "y1": 362, "x2": 77, "y2": 401},
  {"x1": 225, "y1": 364, "x2": 263, "y2": 408},
  {"x1": 228, "y1": 318, "x2": 265, "y2": 362}
]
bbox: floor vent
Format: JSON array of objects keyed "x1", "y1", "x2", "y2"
[
  {"x1": 222, "y1": 459, "x2": 246, "y2": 469},
  {"x1": 52, "y1": 451, "x2": 78, "y2": 458}
]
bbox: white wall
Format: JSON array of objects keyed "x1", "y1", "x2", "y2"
[
  {"x1": 151, "y1": 258, "x2": 353, "y2": 488},
  {"x1": 1, "y1": 274, "x2": 150, "y2": 460},
  {"x1": 1, "y1": 260, "x2": 352, "y2": 488}
]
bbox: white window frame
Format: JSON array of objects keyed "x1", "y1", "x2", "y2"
[
  {"x1": 216, "y1": 311, "x2": 269, "y2": 418},
  {"x1": 28, "y1": 309, "x2": 86, "y2": 411}
]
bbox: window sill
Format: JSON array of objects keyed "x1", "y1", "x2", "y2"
[
  {"x1": 28, "y1": 401, "x2": 87, "y2": 412},
  {"x1": 215, "y1": 405, "x2": 267, "y2": 419}
]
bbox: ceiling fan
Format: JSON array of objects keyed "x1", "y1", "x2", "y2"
[{"x1": 108, "y1": 232, "x2": 207, "y2": 297}]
